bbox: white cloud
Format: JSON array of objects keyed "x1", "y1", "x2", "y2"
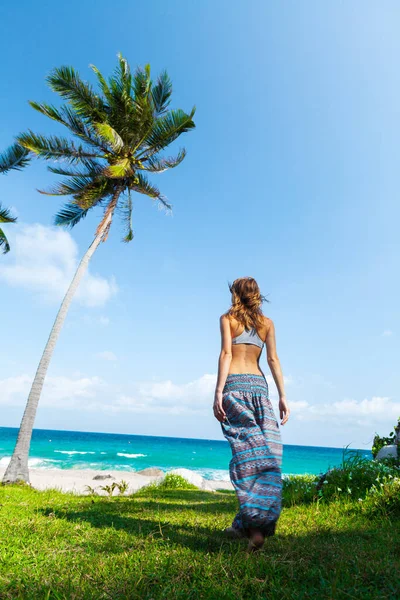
[
  {"x1": 0, "y1": 374, "x2": 104, "y2": 409},
  {"x1": 117, "y1": 374, "x2": 217, "y2": 415},
  {"x1": 96, "y1": 351, "x2": 117, "y2": 362},
  {"x1": 0, "y1": 224, "x2": 117, "y2": 307},
  {"x1": 382, "y1": 330, "x2": 394, "y2": 337},
  {"x1": 293, "y1": 395, "x2": 400, "y2": 428}
]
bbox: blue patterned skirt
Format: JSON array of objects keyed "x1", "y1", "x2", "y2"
[{"x1": 221, "y1": 373, "x2": 283, "y2": 537}]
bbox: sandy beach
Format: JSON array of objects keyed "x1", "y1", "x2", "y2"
[{"x1": 0, "y1": 467, "x2": 233, "y2": 495}]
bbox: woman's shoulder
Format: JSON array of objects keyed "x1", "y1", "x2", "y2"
[
  {"x1": 220, "y1": 311, "x2": 234, "y2": 322},
  {"x1": 260, "y1": 316, "x2": 273, "y2": 337}
]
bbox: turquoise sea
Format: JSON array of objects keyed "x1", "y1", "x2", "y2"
[{"x1": 0, "y1": 427, "x2": 372, "y2": 481}]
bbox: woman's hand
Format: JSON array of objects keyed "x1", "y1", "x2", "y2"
[
  {"x1": 213, "y1": 390, "x2": 226, "y2": 422},
  {"x1": 279, "y1": 396, "x2": 290, "y2": 425}
]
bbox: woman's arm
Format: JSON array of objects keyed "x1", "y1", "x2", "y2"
[
  {"x1": 265, "y1": 320, "x2": 290, "y2": 425},
  {"x1": 213, "y1": 315, "x2": 233, "y2": 422}
]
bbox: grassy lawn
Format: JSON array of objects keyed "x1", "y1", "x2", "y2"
[{"x1": 0, "y1": 484, "x2": 399, "y2": 599}]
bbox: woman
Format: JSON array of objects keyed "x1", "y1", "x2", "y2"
[{"x1": 213, "y1": 277, "x2": 290, "y2": 552}]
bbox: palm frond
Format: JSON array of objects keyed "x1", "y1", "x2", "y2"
[
  {"x1": 0, "y1": 143, "x2": 31, "y2": 174},
  {"x1": 103, "y1": 158, "x2": 133, "y2": 178},
  {"x1": 47, "y1": 66, "x2": 106, "y2": 121},
  {"x1": 94, "y1": 123, "x2": 124, "y2": 151},
  {"x1": 151, "y1": 71, "x2": 172, "y2": 116},
  {"x1": 0, "y1": 227, "x2": 11, "y2": 254},
  {"x1": 133, "y1": 65, "x2": 151, "y2": 103},
  {"x1": 73, "y1": 179, "x2": 113, "y2": 209},
  {"x1": 90, "y1": 63, "x2": 113, "y2": 103},
  {"x1": 0, "y1": 203, "x2": 17, "y2": 255},
  {"x1": 140, "y1": 148, "x2": 186, "y2": 172},
  {"x1": 17, "y1": 131, "x2": 102, "y2": 162},
  {"x1": 30, "y1": 101, "x2": 106, "y2": 151},
  {"x1": 0, "y1": 204, "x2": 17, "y2": 224},
  {"x1": 40, "y1": 176, "x2": 111, "y2": 210},
  {"x1": 119, "y1": 191, "x2": 134, "y2": 243},
  {"x1": 130, "y1": 173, "x2": 171, "y2": 210},
  {"x1": 139, "y1": 108, "x2": 195, "y2": 158},
  {"x1": 54, "y1": 203, "x2": 91, "y2": 228},
  {"x1": 39, "y1": 176, "x2": 95, "y2": 197},
  {"x1": 115, "y1": 53, "x2": 132, "y2": 97},
  {"x1": 47, "y1": 158, "x2": 104, "y2": 177}
]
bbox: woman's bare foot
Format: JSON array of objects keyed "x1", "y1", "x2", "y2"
[{"x1": 247, "y1": 529, "x2": 265, "y2": 553}]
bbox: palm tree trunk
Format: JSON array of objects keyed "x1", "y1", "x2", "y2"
[{"x1": 3, "y1": 205, "x2": 117, "y2": 484}]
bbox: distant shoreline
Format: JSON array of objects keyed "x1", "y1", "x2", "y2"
[{"x1": 0, "y1": 467, "x2": 233, "y2": 494}]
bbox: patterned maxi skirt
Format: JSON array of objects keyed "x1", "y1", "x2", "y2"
[{"x1": 221, "y1": 373, "x2": 283, "y2": 537}]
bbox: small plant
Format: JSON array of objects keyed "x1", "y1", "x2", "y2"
[
  {"x1": 100, "y1": 482, "x2": 118, "y2": 497},
  {"x1": 84, "y1": 485, "x2": 98, "y2": 496},
  {"x1": 115, "y1": 480, "x2": 129, "y2": 495}
]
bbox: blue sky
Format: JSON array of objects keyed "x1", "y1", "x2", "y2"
[{"x1": 1, "y1": 1, "x2": 399, "y2": 449}]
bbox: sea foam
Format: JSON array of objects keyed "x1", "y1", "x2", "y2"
[
  {"x1": 117, "y1": 453, "x2": 146, "y2": 459},
  {"x1": 54, "y1": 451, "x2": 95, "y2": 455}
]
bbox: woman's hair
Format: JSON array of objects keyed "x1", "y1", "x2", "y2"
[{"x1": 227, "y1": 277, "x2": 268, "y2": 331}]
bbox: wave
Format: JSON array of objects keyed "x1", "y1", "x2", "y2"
[
  {"x1": 54, "y1": 450, "x2": 95, "y2": 455},
  {"x1": 196, "y1": 468, "x2": 230, "y2": 481},
  {"x1": 0, "y1": 456, "x2": 60, "y2": 469},
  {"x1": 117, "y1": 453, "x2": 146, "y2": 459}
]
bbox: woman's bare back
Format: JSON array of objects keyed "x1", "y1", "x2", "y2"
[{"x1": 228, "y1": 316, "x2": 272, "y2": 375}]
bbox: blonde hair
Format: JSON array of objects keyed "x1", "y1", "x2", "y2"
[{"x1": 227, "y1": 277, "x2": 267, "y2": 331}]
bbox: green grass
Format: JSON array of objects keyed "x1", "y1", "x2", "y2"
[{"x1": 1, "y1": 483, "x2": 399, "y2": 599}]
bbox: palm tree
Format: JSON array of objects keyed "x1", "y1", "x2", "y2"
[
  {"x1": 0, "y1": 143, "x2": 30, "y2": 253},
  {"x1": 2, "y1": 55, "x2": 195, "y2": 484}
]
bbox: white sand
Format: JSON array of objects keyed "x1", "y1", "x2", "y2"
[{"x1": 0, "y1": 468, "x2": 233, "y2": 495}]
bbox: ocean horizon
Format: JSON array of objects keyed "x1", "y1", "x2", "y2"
[{"x1": 0, "y1": 427, "x2": 373, "y2": 480}]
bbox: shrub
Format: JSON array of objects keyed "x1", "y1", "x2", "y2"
[
  {"x1": 362, "y1": 476, "x2": 400, "y2": 517},
  {"x1": 317, "y1": 452, "x2": 399, "y2": 502},
  {"x1": 156, "y1": 473, "x2": 198, "y2": 490},
  {"x1": 141, "y1": 473, "x2": 198, "y2": 494},
  {"x1": 282, "y1": 448, "x2": 400, "y2": 506},
  {"x1": 282, "y1": 474, "x2": 319, "y2": 506}
]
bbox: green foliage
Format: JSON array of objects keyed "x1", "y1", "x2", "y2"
[
  {"x1": 0, "y1": 143, "x2": 30, "y2": 174},
  {"x1": 143, "y1": 473, "x2": 198, "y2": 493},
  {"x1": 282, "y1": 448, "x2": 400, "y2": 507},
  {"x1": 3, "y1": 54, "x2": 195, "y2": 239},
  {"x1": 115, "y1": 480, "x2": 129, "y2": 494},
  {"x1": 0, "y1": 143, "x2": 29, "y2": 255},
  {"x1": 282, "y1": 474, "x2": 319, "y2": 506},
  {"x1": 99, "y1": 482, "x2": 118, "y2": 497},
  {"x1": 372, "y1": 417, "x2": 400, "y2": 458},
  {"x1": 0, "y1": 204, "x2": 17, "y2": 255},
  {"x1": 362, "y1": 475, "x2": 400, "y2": 518},
  {"x1": 84, "y1": 485, "x2": 97, "y2": 496}
]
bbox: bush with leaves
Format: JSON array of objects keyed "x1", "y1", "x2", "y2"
[
  {"x1": 143, "y1": 473, "x2": 198, "y2": 493},
  {"x1": 281, "y1": 448, "x2": 400, "y2": 506},
  {"x1": 282, "y1": 474, "x2": 319, "y2": 506},
  {"x1": 362, "y1": 475, "x2": 400, "y2": 518},
  {"x1": 317, "y1": 454, "x2": 399, "y2": 502}
]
